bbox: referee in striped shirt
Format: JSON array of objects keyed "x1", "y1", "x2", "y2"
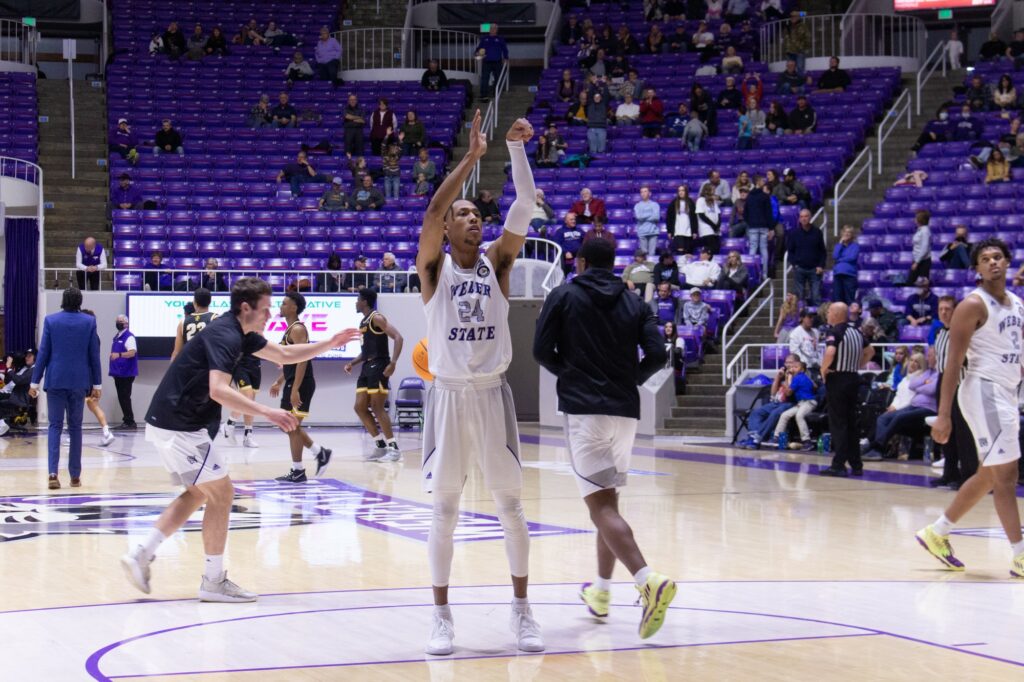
[
  {"x1": 820, "y1": 302, "x2": 874, "y2": 477},
  {"x1": 930, "y1": 295, "x2": 978, "y2": 489}
]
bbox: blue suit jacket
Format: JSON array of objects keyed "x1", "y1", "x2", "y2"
[{"x1": 31, "y1": 311, "x2": 102, "y2": 391}]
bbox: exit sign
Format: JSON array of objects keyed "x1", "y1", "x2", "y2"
[
  {"x1": 22, "y1": 16, "x2": 35, "y2": 27},
  {"x1": 938, "y1": 9, "x2": 952, "y2": 19}
]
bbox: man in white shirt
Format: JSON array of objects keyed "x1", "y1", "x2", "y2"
[
  {"x1": 615, "y1": 93, "x2": 640, "y2": 125},
  {"x1": 75, "y1": 236, "x2": 108, "y2": 291},
  {"x1": 788, "y1": 310, "x2": 820, "y2": 368},
  {"x1": 681, "y1": 248, "x2": 721, "y2": 288},
  {"x1": 699, "y1": 170, "x2": 732, "y2": 206}
]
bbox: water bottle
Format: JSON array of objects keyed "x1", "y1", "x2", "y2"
[
  {"x1": 777, "y1": 431, "x2": 789, "y2": 450},
  {"x1": 823, "y1": 433, "x2": 832, "y2": 453}
]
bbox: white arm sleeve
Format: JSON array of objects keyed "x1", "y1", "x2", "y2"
[
  {"x1": 502, "y1": 140, "x2": 536, "y2": 237},
  {"x1": 75, "y1": 248, "x2": 85, "y2": 270}
]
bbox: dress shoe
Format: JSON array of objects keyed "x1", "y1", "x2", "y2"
[{"x1": 48, "y1": 474, "x2": 60, "y2": 490}]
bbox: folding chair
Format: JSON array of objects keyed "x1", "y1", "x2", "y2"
[{"x1": 394, "y1": 377, "x2": 426, "y2": 429}]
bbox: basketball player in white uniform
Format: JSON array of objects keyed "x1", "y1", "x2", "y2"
[
  {"x1": 917, "y1": 239, "x2": 1024, "y2": 577},
  {"x1": 416, "y1": 110, "x2": 543, "y2": 655}
]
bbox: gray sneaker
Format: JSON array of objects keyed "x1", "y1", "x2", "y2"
[
  {"x1": 381, "y1": 446, "x2": 402, "y2": 462},
  {"x1": 198, "y1": 572, "x2": 258, "y2": 603},
  {"x1": 363, "y1": 446, "x2": 387, "y2": 462},
  {"x1": 120, "y1": 547, "x2": 152, "y2": 595}
]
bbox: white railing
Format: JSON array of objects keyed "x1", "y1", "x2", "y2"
[
  {"x1": 877, "y1": 88, "x2": 912, "y2": 175},
  {"x1": 832, "y1": 146, "x2": 872, "y2": 237},
  {"x1": 333, "y1": 27, "x2": 481, "y2": 73},
  {"x1": 543, "y1": 1, "x2": 562, "y2": 70},
  {"x1": 462, "y1": 59, "x2": 510, "y2": 199},
  {"x1": 915, "y1": 40, "x2": 947, "y2": 117},
  {"x1": 781, "y1": 207, "x2": 827, "y2": 303},
  {"x1": 726, "y1": 341, "x2": 919, "y2": 386},
  {"x1": 720, "y1": 277, "x2": 775, "y2": 384},
  {"x1": 759, "y1": 13, "x2": 925, "y2": 65},
  {"x1": 0, "y1": 18, "x2": 38, "y2": 66}
]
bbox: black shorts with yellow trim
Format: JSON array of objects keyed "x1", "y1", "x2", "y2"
[
  {"x1": 356, "y1": 359, "x2": 391, "y2": 395},
  {"x1": 281, "y1": 377, "x2": 316, "y2": 417},
  {"x1": 235, "y1": 366, "x2": 262, "y2": 392}
]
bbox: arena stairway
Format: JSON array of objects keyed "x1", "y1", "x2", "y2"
[{"x1": 37, "y1": 79, "x2": 111, "y2": 279}]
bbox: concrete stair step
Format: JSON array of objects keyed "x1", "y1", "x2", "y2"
[{"x1": 670, "y1": 405, "x2": 724, "y2": 418}]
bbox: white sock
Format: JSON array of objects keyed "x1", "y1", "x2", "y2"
[
  {"x1": 102, "y1": 426, "x2": 111, "y2": 437},
  {"x1": 387, "y1": 438, "x2": 399, "y2": 449},
  {"x1": 932, "y1": 514, "x2": 955, "y2": 536},
  {"x1": 594, "y1": 576, "x2": 612, "y2": 591},
  {"x1": 291, "y1": 462, "x2": 304, "y2": 471},
  {"x1": 434, "y1": 603, "x2": 452, "y2": 618},
  {"x1": 139, "y1": 528, "x2": 167, "y2": 562},
  {"x1": 512, "y1": 595, "x2": 529, "y2": 610},
  {"x1": 305, "y1": 442, "x2": 322, "y2": 457},
  {"x1": 633, "y1": 566, "x2": 652, "y2": 586},
  {"x1": 204, "y1": 554, "x2": 224, "y2": 581},
  {"x1": 1011, "y1": 540, "x2": 1024, "y2": 556}
]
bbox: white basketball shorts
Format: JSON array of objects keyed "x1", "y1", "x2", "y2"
[
  {"x1": 957, "y1": 375, "x2": 1021, "y2": 467},
  {"x1": 145, "y1": 424, "x2": 229, "y2": 487},
  {"x1": 565, "y1": 414, "x2": 638, "y2": 497},
  {"x1": 421, "y1": 376, "x2": 522, "y2": 493}
]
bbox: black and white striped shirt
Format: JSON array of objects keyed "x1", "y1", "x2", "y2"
[
  {"x1": 935, "y1": 326, "x2": 950, "y2": 375},
  {"x1": 825, "y1": 323, "x2": 866, "y2": 373}
]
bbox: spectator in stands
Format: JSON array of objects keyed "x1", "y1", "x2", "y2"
[
  {"x1": 74, "y1": 236, "x2": 106, "y2": 291},
  {"x1": 270, "y1": 92, "x2": 297, "y2": 128},
  {"x1": 571, "y1": 187, "x2": 606, "y2": 225},
  {"x1": 152, "y1": 119, "x2": 184, "y2": 157},
  {"x1": 776, "y1": 60, "x2": 807, "y2": 95},
  {"x1": 781, "y1": 11, "x2": 810, "y2": 74},
  {"x1": 243, "y1": 19, "x2": 265, "y2": 45},
  {"x1": 775, "y1": 293, "x2": 800, "y2": 342},
  {"x1": 314, "y1": 26, "x2": 341, "y2": 85},
  {"x1": 381, "y1": 140, "x2": 402, "y2": 199},
  {"x1": 939, "y1": 224, "x2": 971, "y2": 270},
  {"x1": 318, "y1": 177, "x2": 350, "y2": 211},
  {"x1": 148, "y1": 32, "x2": 164, "y2": 56},
  {"x1": 789, "y1": 310, "x2": 820, "y2": 368},
  {"x1": 585, "y1": 91, "x2": 610, "y2": 153},
  {"x1": 162, "y1": 21, "x2": 187, "y2": 59},
  {"x1": 615, "y1": 93, "x2": 640, "y2": 125},
  {"x1": 623, "y1": 248, "x2": 655, "y2": 298},
  {"x1": 726, "y1": 0, "x2": 750, "y2": 26},
  {"x1": 786, "y1": 209, "x2": 826, "y2": 305},
  {"x1": 617, "y1": 69, "x2": 645, "y2": 102},
  {"x1": 665, "y1": 103, "x2": 690, "y2": 137},
  {"x1": 720, "y1": 47, "x2": 743, "y2": 77},
  {"x1": 861, "y1": 350, "x2": 937, "y2": 460},
  {"x1": 352, "y1": 175, "x2": 385, "y2": 211},
  {"x1": 952, "y1": 104, "x2": 979, "y2": 141},
  {"x1": 774, "y1": 168, "x2": 811, "y2": 209},
  {"x1": 945, "y1": 28, "x2": 964, "y2": 70},
  {"x1": 263, "y1": 21, "x2": 290, "y2": 47},
  {"x1": 815, "y1": 56, "x2": 851, "y2": 93},
  {"x1": 668, "y1": 25, "x2": 691, "y2": 53},
  {"x1": 768, "y1": 359, "x2": 816, "y2": 450},
  {"x1": 615, "y1": 25, "x2": 641, "y2": 55},
  {"x1": 732, "y1": 171, "x2": 753, "y2": 203},
  {"x1": 247, "y1": 94, "x2": 272, "y2": 129},
  {"x1": 716, "y1": 250, "x2": 749, "y2": 295},
  {"x1": 186, "y1": 24, "x2": 207, "y2": 60},
  {"x1": 421, "y1": 59, "x2": 449, "y2": 92},
  {"x1": 277, "y1": 151, "x2": 327, "y2": 197},
  {"x1": 699, "y1": 170, "x2": 732, "y2": 206},
  {"x1": 730, "y1": 186, "x2": 749, "y2": 237},
  {"x1": 911, "y1": 106, "x2": 951, "y2": 152},
  {"x1": 964, "y1": 76, "x2": 991, "y2": 112},
  {"x1": 682, "y1": 110, "x2": 709, "y2": 151},
  {"x1": 654, "y1": 249, "x2": 682, "y2": 289},
  {"x1": 788, "y1": 96, "x2": 816, "y2": 133},
  {"x1": 474, "y1": 190, "x2": 501, "y2": 224},
  {"x1": 692, "y1": 21, "x2": 715, "y2": 60},
  {"x1": 689, "y1": 83, "x2": 716, "y2": 135},
  {"x1": 343, "y1": 94, "x2": 367, "y2": 157},
  {"x1": 583, "y1": 214, "x2": 617, "y2": 252},
  {"x1": 832, "y1": 225, "x2": 859, "y2": 305},
  {"x1": 745, "y1": 97, "x2": 766, "y2": 139},
  {"x1": 111, "y1": 173, "x2": 143, "y2": 209},
  {"x1": 345, "y1": 156, "x2": 369, "y2": 187},
  {"x1": 682, "y1": 289, "x2": 712, "y2": 349},
  {"x1": 342, "y1": 255, "x2": 374, "y2": 292},
  {"x1": 285, "y1": 51, "x2": 314, "y2": 85},
  {"x1": 979, "y1": 31, "x2": 1007, "y2": 62},
  {"x1": 530, "y1": 189, "x2": 555, "y2": 235},
  {"x1": 632, "y1": 186, "x2": 661, "y2": 255},
  {"x1": 1006, "y1": 29, "x2": 1024, "y2": 69},
  {"x1": 406, "y1": 149, "x2": 434, "y2": 193},
  {"x1": 763, "y1": 100, "x2": 787, "y2": 136},
  {"x1": 203, "y1": 26, "x2": 227, "y2": 56},
  {"x1": 476, "y1": 23, "x2": 509, "y2": 99},
  {"x1": 864, "y1": 299, "x2": 898, "y2": 342},
  {"x1": 556, "y1": 69, "x2": 578, "y2": 103},
  {"x1": 905, "y1": 277, "x2": 938, "y2": 327},
  {"x1": 739, "y1": 354, "x2": 799, "y2": 449},
  {"x1": 681, "y1": 247, "x2": 721, "y2": 288},
  {"x1": 109, "y1": 118, "x2": 138, "y2": 164},
  {"x1": 717, "y1": 76, "x2": 743, "y2": 112},
  {"x1": 200, "y1": 258, "x2": 227, "y2": 291},
  {"x1": 643, "y1": 24, "x2": 666, "y2": 54},
  {"x1": 695, "y1": 185, "x2": 723, "y2": 254},
  {"x1": 317, "y1": 254, "x2": 345, "y2": 292},
  {"x1": 706, "y1": 0, "x2": 725, "y2": 21},
  {"x1": 847, "y1": 301, "x2": 864, "y2": 329},
  {"x1": 369, "y1": 98, "x2": 398, "y2": 156},
  {"x1": 413, "y1": 173, "x2": 431, "y2": 196},
  {"x1": 398, "y1": 110, "x2": 426, "y2": 156},
  {"x1": 376, "y1": 253, "x2": 408, "y2": 293},
  {"x1": 554, "y1": 212, "x2": 584, "y2": 274},
  {"x1": 908, "y1": 210, "x2": 932, "y2": 282},
  {"x1": 744, "y1": 175, "x2": 773, "y2": 269},
  {"x1": 650, "y1": 281, "x2": 682, "y2": 326},
  {"x1": 535, "y1": 133, "x2": 559, "y2": 167},
  {"x1": 986, "y1": 148, "x2": 1011, "y2": 183},
  {"x1": 666, "y1": 184, "x2": 697, "y2": 254},
  {"x1": 144, "y1": 251, "x2": 172, "y2": 291},
  {"x1": 737, "y1": 105, "x2": 754, "y2": 150},
  {"x1": 544, "y1": 123, "x2": 568, "y2": 156},
  {"x1": 992, "y1": 74, "x2": 1018, "y2": 112},
  {"x1": 561, "y1": 15, "x2": 583, "y2": 45}
]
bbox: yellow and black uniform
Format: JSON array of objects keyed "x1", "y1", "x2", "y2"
[
  {"x1": 356, "y1": 311, "x2": 391, "y2": 395},
  {"x1": 181, "y1": 311, "x2": 217, "y2": 345},
  {"x1": 234, "y1": 353, "x2": 262, "y2": 391},
  {"x1": 280, "y1": 320, "x2": 315, "y2": 416}
]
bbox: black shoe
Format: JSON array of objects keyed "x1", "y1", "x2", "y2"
[
  {"x1": 850, "y1": 468, "x2": 864, "y2": 477},
  {"x1": 947, "y1": 481, "x2": 962, "y2": 491},
  {"x1": 313, "y1": 447, "x2": 333, "y2": 478},
  {"x1": 929, "y1": 477, "x2": 951, "y2": 488},
  {"x1": 276, "y1": 469, "x2": 307, "y2": 483},
  {"x1": 818, "y1": 467, "x2": 848, "y2": 477},
  {"x1": 115, "y1": 421, "x2": 137, "y2": 430}
]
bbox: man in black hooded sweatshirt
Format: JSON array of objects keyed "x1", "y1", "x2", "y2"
[{"x1": 532, "y1": 238, "x2": 677, "y2": 640}]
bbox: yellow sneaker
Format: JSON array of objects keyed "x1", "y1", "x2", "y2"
[
  {"x1": 915, "y1": 525, "x2": 965, "y2": 571},
  {"x1": 579, "y1": 582, "x2": 610, "y2": 618},
  {"x1": 636, "y1": 573, "x2": 677, "y2": 639},
  {"x1": 1011, "y1": 552, "x2": 1024, "y2": 579}
]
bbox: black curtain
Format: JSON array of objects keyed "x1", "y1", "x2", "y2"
[{"x1": 4, "y1": 218, "x2": 39, "y2": 353}]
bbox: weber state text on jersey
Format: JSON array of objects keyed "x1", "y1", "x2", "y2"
[
  {"x1": 424, "y1": 254, "x2": 511, "y2": 381},
  {"x1": 965, "y1": 288, "x2": 1024, "y2": 390}
]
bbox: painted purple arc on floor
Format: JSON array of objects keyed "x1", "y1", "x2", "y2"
[{"x1": 519, "y1": 432, "x2": 1024, "y2": 496}]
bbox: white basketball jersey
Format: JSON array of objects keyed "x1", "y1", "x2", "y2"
[
  {"x1": 964, "y1": 288, "x2": 1024, "y2": 391},
  {"x1": 424, "y1": 253, "x2": 511, "y2": 382}
]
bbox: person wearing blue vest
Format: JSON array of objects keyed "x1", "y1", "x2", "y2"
[
  {"x1": 475, "y1": 23, "x2": 509, "y2": 100},
  {"x1": 29, "y1": 287, "x2": 103, "y2": 489},
  {"x1": 110, "y1": 314, "x2": 139, "y2": 429},
  {"x1": 75, "y1": 236, "x2": 107, "y2": 291}
]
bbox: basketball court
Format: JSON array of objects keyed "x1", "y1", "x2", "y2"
[{"x1": 1, "y1": 424, "x2": 1022, "y2": 680}]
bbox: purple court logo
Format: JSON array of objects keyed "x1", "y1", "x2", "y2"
[{"x1": 0, "y1": 479, "x2": 588, "y2": 544}]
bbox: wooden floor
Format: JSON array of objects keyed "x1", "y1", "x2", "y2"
[{"x1": 1, "y1": 423, "x2": 1022, "y2": 680}]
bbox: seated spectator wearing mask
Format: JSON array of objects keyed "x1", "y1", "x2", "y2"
[
  {"x1": 862, "y1": 350, "x2": 937, "y2": 460},
  {"x1": 905, "y1": 277, "x2": 938, "y2": 327},
  {"x1": 939, "y1": 225, "x2": 971, "y2": 271}
]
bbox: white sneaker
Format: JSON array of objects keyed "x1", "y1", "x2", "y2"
[
  {"x1": 381, "y1": 446, "x2": 402, "y2": 462},
  {"x1": 425, "y1": 610, "x2": 455, "y2": 655},
  {"x1": 931, "y1": 458, "x2": 945, "y2": 469},
  {"x1": 198, "y1": 572, "x2": 258, "y2": 603},
  {"x1": 120, "y1": 547, "x2": 153, "y2": 594},
  {"x1": 100, "y1": 432, "x2": 115, "y2": 447},
  {"x1": 510, "y1": 603, "x2": 544, "y2": 652},
  {"x1": 61, "y1": 434, "x2": 71, "y2": 446},
  {"x1": 0, "y1": 420, "x2": 9, "y2": 436},
  {"x1": 243, "y1": 433, "x2": 259, "y2": 448},
  {"x1": 221, "y1": 423, "x2": 236, "y2": 444},
  {"x1": 363, "y1": 446, "x2": 387, "y2": 462}
]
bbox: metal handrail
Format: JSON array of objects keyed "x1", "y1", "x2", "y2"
[
  {"x1": 726, "y1": 340, "x2": 920, "y2": 386},
  {"x1": 759, "y1": 13, "x2": 926, "y2": 65},
  {"x1": 831, "y1": 147, "x2": 872, "y2": 237},
  {"x1": 462, "y1": 59, "x2": 509, "y2": 198},
  {"x1": 332, "y1": 27, "x2": 480, "y2": 74},
  {"x1": 720, "y1": 276, "x2": 775, "y2": 384},
  {"x1": 877, "y1": 88, "x2": 912, "y2": 175},
  {"x1": 915, "y1": 40, "x2": 947, "y2": 117},
  {"x1": 780, "y1": 207, "x2": 826, "y2": 303},
  {"x1": 0, "y1": 18, "x2": 38, "y2": 66},
  {"x1": 543, "y1": 1, "x2": 562, "y2": 70}
]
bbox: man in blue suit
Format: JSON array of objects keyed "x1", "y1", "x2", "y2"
[{"x1": 29, "y1": 287, "x2": 102, "y2": 489}]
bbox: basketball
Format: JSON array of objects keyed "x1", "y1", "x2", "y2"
[{"x1": 412, "y1": 338, "x2": 433, "y2": 382}]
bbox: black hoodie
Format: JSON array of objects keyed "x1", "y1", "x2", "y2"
[{"x1": 533, "y1": 267, "x2": 667, "y2": 418}]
